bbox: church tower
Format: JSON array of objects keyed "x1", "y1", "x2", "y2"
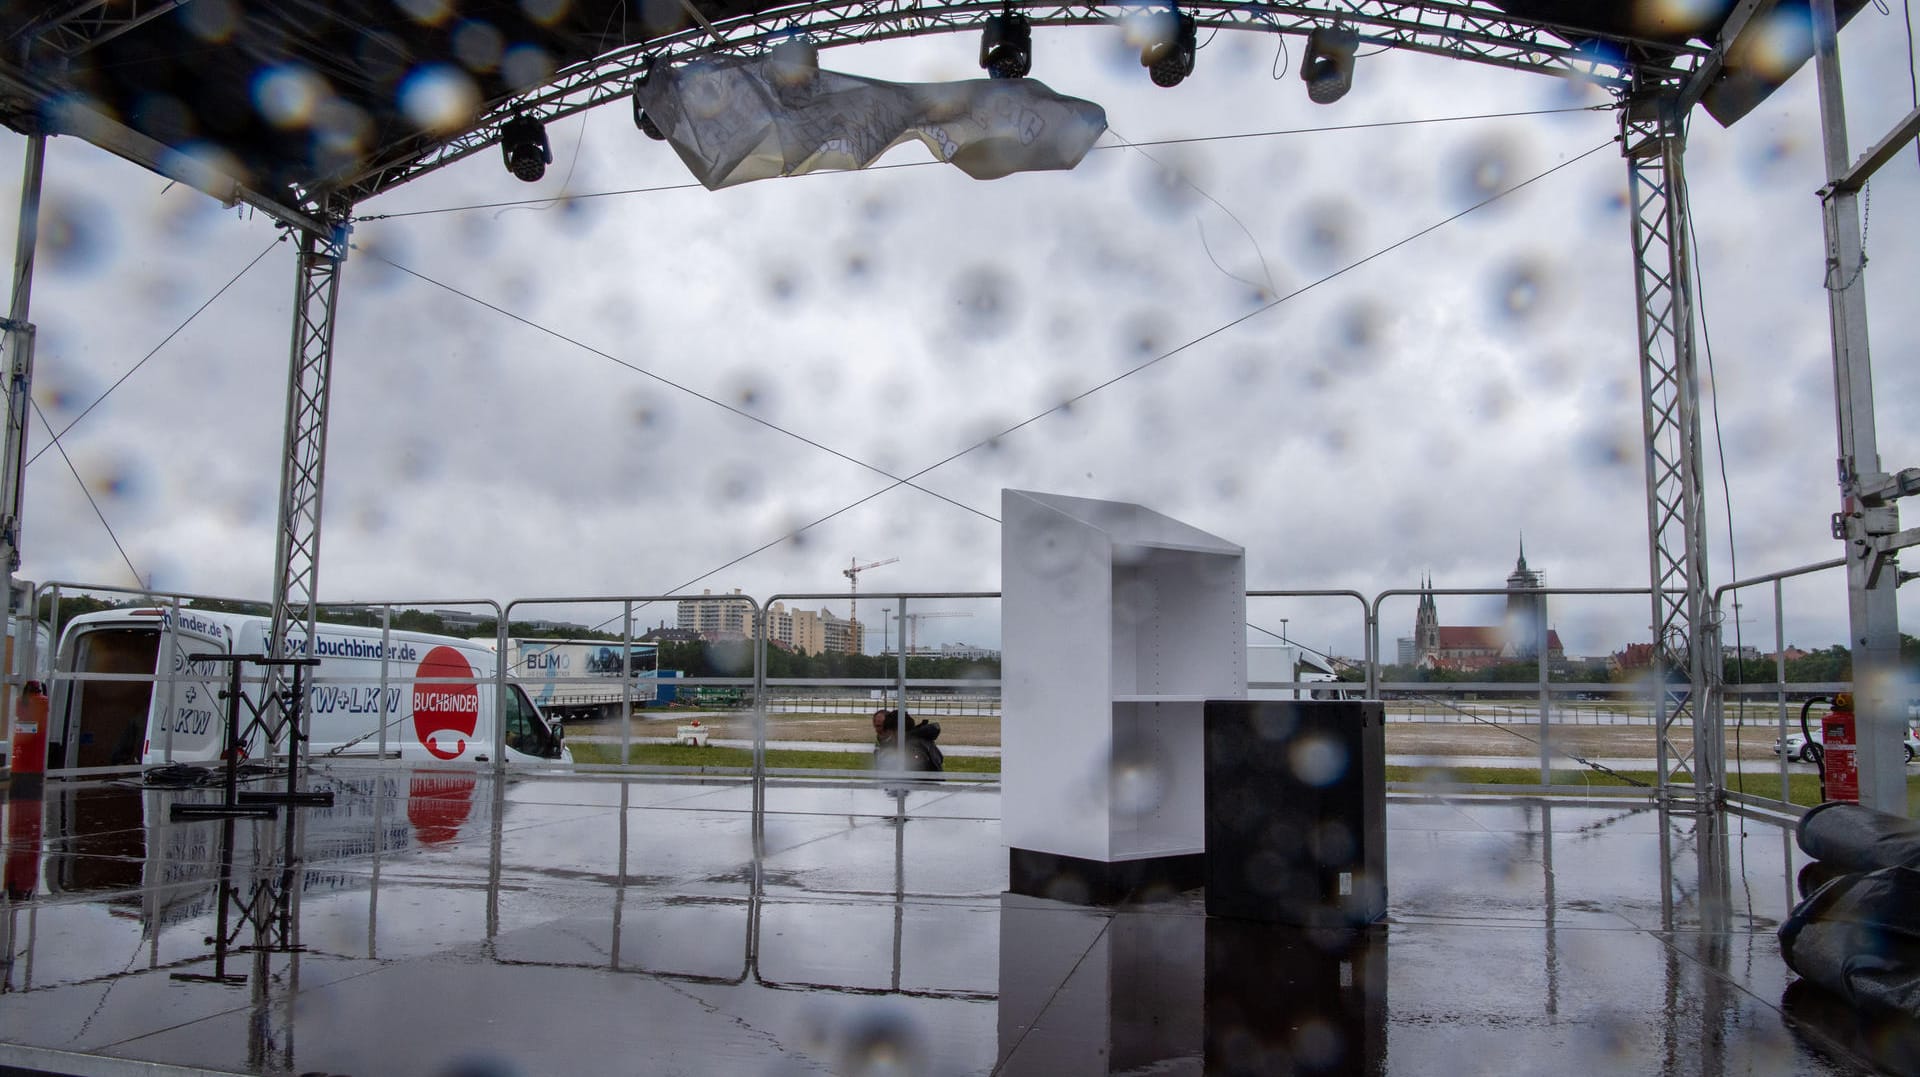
[
  {"x1": 1415, "y1": 574, "x2": 1440, "y2": 662},
  {"x1": 1504, "y1": 538, "x2": 1546, "y2": 657}
]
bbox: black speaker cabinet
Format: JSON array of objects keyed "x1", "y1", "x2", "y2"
[{"x1": 1202, "y1": 700, "x2": 1386, "y2": 926}]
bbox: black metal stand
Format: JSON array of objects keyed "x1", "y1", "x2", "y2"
[{"x1": 170, "y1": 654, "x2": 332, "y2": 821}]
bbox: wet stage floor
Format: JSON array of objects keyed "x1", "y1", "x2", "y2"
[{"x1": 0, "y1": 767, "x2": 1905, "y2": 1075}]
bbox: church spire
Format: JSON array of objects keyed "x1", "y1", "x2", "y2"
[{"x1": 1516, "y1": 533, "x2": 1528, "y2": 572}]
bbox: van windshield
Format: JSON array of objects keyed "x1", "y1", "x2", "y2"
[{"x1": 504, "y1": 685, "x2": 556, "y2": 759}]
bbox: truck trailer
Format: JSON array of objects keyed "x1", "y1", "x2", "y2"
[{"x1": 486, "y1": 637, "x2": 680, "y2": 723}]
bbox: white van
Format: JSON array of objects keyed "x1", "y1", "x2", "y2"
[{"x1": 46, "y1": 607, "x2": 569, "y2": 768}]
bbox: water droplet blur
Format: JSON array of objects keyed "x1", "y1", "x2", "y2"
[
  {"x1": 399, "y1": 65, "x2": 479, "y2": 135},
  {"x1": 1334, "y1": 298, "x2": 1387, "y2": 366},
  {"x1": 840, "y1": 245, "x2": 875, "y2": 284},
  {"x1": 763, "y1": 263, "x2": 802, "y2": 304},
  {"x1": 836, "y1": 1004, "x2": 928, "y2": 1076},
  {"x1": 1117, "y1": 309, "x2": 1169, "y2": 362},
  {"x1": 1289, "y1": 734, "x2": 1347, "y2": 787},
  {"x1": 396, "y1": 0, "x2": 453, "y2": 26},
  {"x1": 357, "y1": 29, "x2": 413, "y2": 86},
  {"x1": 37, "y1": 194, "x2": 115, "y2": 276},
  {"x1": 1449, "y1": 133, "x2": 1526, "y2": 212},
  {"x1": 628, "y1": 390, "x2": 671, "y2": 434},
  {"x1": 32, "y1": 365, "x2": 92, "y2": 419},
  {"x1": 397, "y1": 436, "x2": 441, "y2": 482},
  {"x1": 1294, "y1": 196, "x2": 1356, "y2": 272},
  {"x1": 431, "y1": 1052, "x2": 524, "y2": 1077},
  {"x1": 1476, "y1": 377, "x2": 1515, "y2": 422},
  {"x1": 1293, "y1": 1017, "x2": 1344, "y2": 1070},
  {"x1": 520, "y1": 0, "x2": 571, "y2": 27},
  {"x1": 134, "y1": 93, "x2": 195, "y2": 144},
  {"x1": 1633, "y1": 0, "x2": 1723, "y2": 36},
  {"x1": 354, "y1": 499, "x2": 391, "y2": 535},
  {"x1": 83, "y1": 451, "x2": 147, "y2": 505},
  {"x1": 1135, "y1": 156, "x2": 1205, "y2": 218},
  {"x1": 708, "y1": 459, "x2": 762, "y2": 507},
  {"x1": 1529, "y1": 351, "x2": 1573, "y2": 391},
  {"x1": 1742, "y1": 9, "x2": 1815, "y2": 81},
  {"x1": 314, "y1": 98, "x2": 373, "y2": 164},
  {"x1": 182, "y1": 0, "x2": 239, "y2": 41},
  {"x1": 254, "y1": 65, "x2": 328, "y2": 129},
  {"x1": 502, "y1": 44, "x2": 556, "y2": 93},
  {"x1": 1488, "y1": 257, "x2": 1554, "y2": 324},
  {"x1": 453, "y1": 20, "x2": 506, "y2": 73},
  {"x1": 1112, "y1": 754, "x2": 1169, "y2": 818},
  {"x1": 949, "y1": 266, "x2": 1017, "y2": 342}
]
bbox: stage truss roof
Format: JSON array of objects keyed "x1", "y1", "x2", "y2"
[{"x1": 0, "y1": 1, "x2": 1863, "y2": 232}]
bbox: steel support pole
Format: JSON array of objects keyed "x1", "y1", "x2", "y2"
[
  {"x1": 2, "y1": 135, "x2": 45, "y2": 586},
  {"x1": 264, "y1": 205, "x2": 349, "y2": 755},
  {"x1": 1, "y1": 134, "x2": 45, "y2": 762},
  {"x1": 1811, "y1": 0, "x2": 1905, "y2": 814},
  {"x1": 1622, "y1": 93, "x2": 1718, "y2": 807}
]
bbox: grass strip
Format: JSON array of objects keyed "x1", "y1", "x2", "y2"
[
  {"x1": 573, "y1": 743, "x2": 1918, "y2": 810},
  {"x1": 571, "y1": 742, "x2": 999, "y2": 773}
]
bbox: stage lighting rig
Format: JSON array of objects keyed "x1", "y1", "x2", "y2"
[
  {"x1": 632, "y1": 61, "x2": 666, "y2": 140},
  {"x1": 1300, "y1": 25, "x2": 1359, "y2": 104},
  {"x1": 499, "y1": 114, "x2": 552, "y2": 181},
  {"x1": 979, "y1": 11, "x2": 1032, "y2": 79},
  {"x1": 1140, "y1": 9, "x2": 1196, "y2": 88}
]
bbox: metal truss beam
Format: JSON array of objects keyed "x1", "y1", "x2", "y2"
[
  {"x1": 264, "y1": 204, "x2": 349, "y2": 753},
  {"x1": 7, "y1": 1, "x2": 185, "y2": 60},
  {"x1": 343, "y1": 0, "x2": 1708, "y2": 203},
  {"x1": 1622, "y1": 91, "x2": 1716, "y2": 806}
]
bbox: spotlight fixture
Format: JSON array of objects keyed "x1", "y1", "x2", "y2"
[
  {"x1": 632, "y1": 61, "x2": 665, "y2": 140},
  {"x1": 1300, "y1": 25, "x2": 1359, "y2": 104},
  {"x1": 1140, "y1": 10, "x2": 1196, "y2": 89},
  {"x1": 499, "y1": 114, "x2": 552, "y2": 182},
  {"x1": 979, "y1": 11, "x2": 1032, "y2": 79}
]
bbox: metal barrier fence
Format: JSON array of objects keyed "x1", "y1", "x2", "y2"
[{"x1": 18, "y1": 564, "x2": 1889, "y2": 814}]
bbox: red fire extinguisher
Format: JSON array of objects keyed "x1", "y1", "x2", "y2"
[
  {"x1": 9, "y1": 679, "x2": 48, "y2": 777},
  {"x1": 1819, "y1": 692, "x2": 1859, "y2": 803}
]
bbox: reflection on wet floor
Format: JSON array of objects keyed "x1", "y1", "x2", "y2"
[{"x1": 0, "y1": 766, "x2": 1906, "y2": 1075}]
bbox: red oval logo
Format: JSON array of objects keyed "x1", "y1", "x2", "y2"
[
  {"x1": 407, "y1": 771, "x2": 476, "y2": 845},
  {"x1": 413, "y1": 646, "x2": 479, "y2": 761}
]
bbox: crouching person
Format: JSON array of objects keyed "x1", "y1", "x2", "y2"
[{"x1": 872, "y1": 708, "x2": 944, "y2": 773}]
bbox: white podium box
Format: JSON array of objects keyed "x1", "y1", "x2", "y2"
[{"x1": 1001, "y1": 490, "x2": 1245, "y2": 902}]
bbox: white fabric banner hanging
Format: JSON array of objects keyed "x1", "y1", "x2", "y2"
[{"x1": 634, "y1": 54, "x2": 1109, "y2": 189}]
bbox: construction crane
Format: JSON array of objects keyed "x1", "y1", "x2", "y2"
[
  {"x1": 842, "y1": 556, "x2": 898, "y2": 653},
  {"x1": 898, "y1": 611, "x2": 972, "y2": 654}
]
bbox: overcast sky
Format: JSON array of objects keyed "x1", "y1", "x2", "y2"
[{"x1": 1, "y1": 12, "x2": 1915, "y2": 660}]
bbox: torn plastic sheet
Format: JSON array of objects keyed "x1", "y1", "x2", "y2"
[{"x1": 633, "y1": 53, "x2": 1108, "y2": 189}]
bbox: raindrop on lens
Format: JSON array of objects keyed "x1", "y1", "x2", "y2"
[
  {"x1": 1451, "y1": 134, "x2": 1524, "y2": 209},
  {"x1": 950, "y1": 266, "x2": 1017, "y2": 341},
  {"x1": 1289, "y1": 735, "x2": 1347, "y2": 787},
  {"x1": 838, "y1": 1006, "x2": 928, "y2": 1075},
  {"x1": 37, "y1": 195, "x2": 114, "y2": 276},
  {"x1": 398, "y1": 65, "x2": 479, "y2": 134}
]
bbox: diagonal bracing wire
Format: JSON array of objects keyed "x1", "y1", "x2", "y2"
[
  {"x1": 363, "y1": 251, "x2": 999, "y2": 526},
  {"x1": 655, "y1": 137, "x2": 1619, "y2": 599},
  {"x1": 26, "y1": 235, "x2": 287, "y2": 469},
  {"x1": 29, "y1": 397, "x2": 143, "y2": 587}
]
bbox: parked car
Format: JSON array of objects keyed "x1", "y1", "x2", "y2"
[{"x1": 1773, "y1": 725, "x2": 1919, "y2": 764}]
